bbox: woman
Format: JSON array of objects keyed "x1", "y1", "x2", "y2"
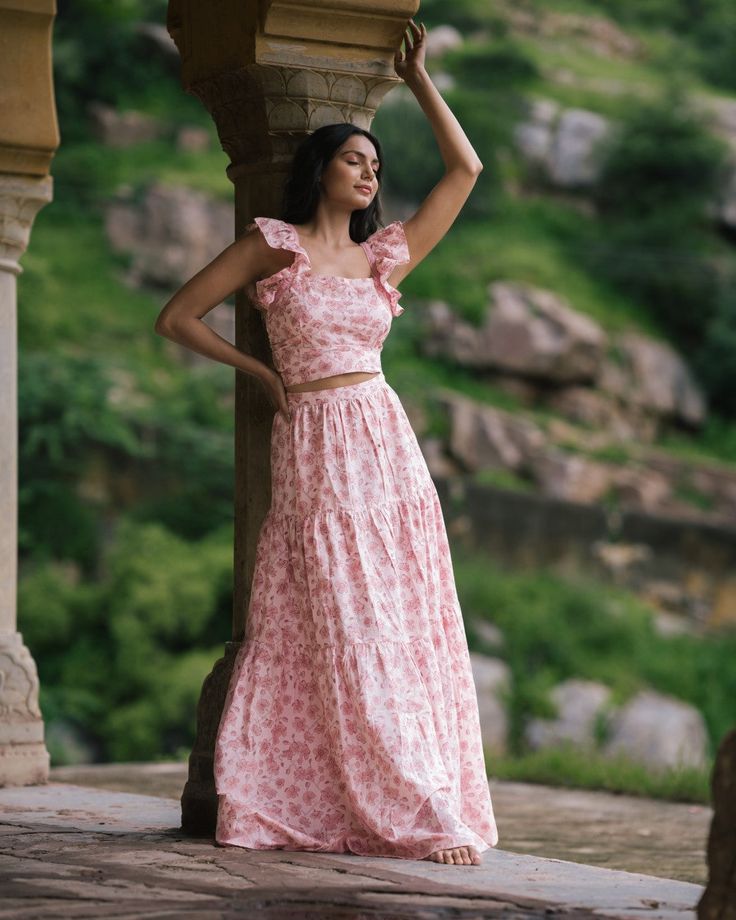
[{"x1": 155, "y1": 19, "x2": 499, "y2": 866}]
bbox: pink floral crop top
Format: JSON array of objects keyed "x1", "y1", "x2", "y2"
[{"x1": 244, "y1": 217, "x2": 411, "y2": 387}]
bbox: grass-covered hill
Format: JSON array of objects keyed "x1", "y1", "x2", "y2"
[{"x1": 17, "y1": 0, "x2": 736, "y2": 793}]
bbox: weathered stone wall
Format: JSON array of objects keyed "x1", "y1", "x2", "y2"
[{"x1": 435, "y1": 476, "x2": 736, "y2": 632}]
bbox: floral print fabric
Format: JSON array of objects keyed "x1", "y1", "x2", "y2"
[
  {"x1": 213, "y1": 372, "x2": 500, "y2": 859},
  {"x1": 244, "y1": 218, "x2": 411, "y2": 387}
]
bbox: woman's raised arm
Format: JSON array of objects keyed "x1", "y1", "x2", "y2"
[{"x1": 391, "y1": 19, "x2": 483, "y2": 287}]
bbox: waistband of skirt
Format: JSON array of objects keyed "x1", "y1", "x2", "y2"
[{"x1": 285, "y1": 372, "x2": 387, "y2": 405}]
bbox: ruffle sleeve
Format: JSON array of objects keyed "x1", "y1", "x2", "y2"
[
  {"x1": 245, "y1": 217, "x2": 310, "y2": 310},
  {"x1": 365, "y1": 221, "x2": 411, "y2": 316}
]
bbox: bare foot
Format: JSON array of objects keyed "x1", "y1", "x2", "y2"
[{"x1": 424, "y1": 844, "x2": 481, "y2": 865}]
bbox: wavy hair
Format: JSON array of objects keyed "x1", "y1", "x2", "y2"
[{"x1": 280, "y1": 123, "x2": 385, "y2": 243}]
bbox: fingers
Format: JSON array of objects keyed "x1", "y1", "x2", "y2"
[{"x1": 401, "y1": 18, "x2": 426, "y2": 53}]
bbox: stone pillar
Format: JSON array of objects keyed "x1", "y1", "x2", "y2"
[
  {"x1": 167, "y1": 0, "x2": 418, "y2": 834},
  {"x1": 698, "y1": 728, "x2": 736, "y2": 920},
  {"x1": 0, "y1": 176, "x2": 54, "y2": 786},
  {"x1": 0, "y1": 0, "x2": 59, "y2": 786}
]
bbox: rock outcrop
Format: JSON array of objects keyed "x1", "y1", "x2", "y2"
[
  {"x1": 422, "y1": 283, "x2": 707, "y2": 436},
  {"x1": 423, "y1": 284, "x2": 607, "y2": 382},
  {"x1": 105, "y1": 182, "x2": 232, "y2": 288},
  {"x1": 603, "y1": 689, "x2": 709, "y2": 771},
  {"x1": 514, "y1": 99, "x2": 615, "y2": 188},
  {"x1": 469, "y1": 652, "x2": 511, "y2": 756},
  {"x1": 525, "y1": 679, "x2": 612, "y2": 751}
]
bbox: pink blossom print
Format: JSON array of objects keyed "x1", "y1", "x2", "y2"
[
  {"x1": 213, "y1": 219, "x2": 499, "y2": 859},
  {"x1": 243, "y1": 218, "x2": 410, "y2": 387}
]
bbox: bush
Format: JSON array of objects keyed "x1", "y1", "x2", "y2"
[
  {"x1": 587, "y1": 87, "x2": 730, "y2": 350},
  {"x1": 454, "y1": 549, "x2": 736, "y2": 761},
  {"x1": 18, "y1": 519, "x2": 233, "y2": 763}
]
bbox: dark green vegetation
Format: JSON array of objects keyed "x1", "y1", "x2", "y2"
[
  {"x1": 16, "y1": 1, "x2": 736, "y2": 795},
  {"x1": 456, "y1": 551, "x2": 736, "y2": 802}
]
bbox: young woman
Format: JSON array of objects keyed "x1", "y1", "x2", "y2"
[{"x1": 155, "y1": 19, "x2": 499, "y2": 866}]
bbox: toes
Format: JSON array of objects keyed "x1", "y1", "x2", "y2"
[{"x1": 458, "y1": 846, "x2": 472, "y2": 865}]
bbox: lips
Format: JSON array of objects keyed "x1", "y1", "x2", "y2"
[{"x1": 355, "y1": 186, "x2": 372, "y2": 194}]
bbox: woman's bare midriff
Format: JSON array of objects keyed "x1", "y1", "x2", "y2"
[{"x1": 285, "y1": 371, "x2": 380, "y2": 393}]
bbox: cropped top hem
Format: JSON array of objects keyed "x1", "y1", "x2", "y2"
[
  {"x1": 244, "y1": 217, "x2": 411, "y2": 389},
  {"x1": 276, "y1": 347, "x2": 383, "y2": 388}
]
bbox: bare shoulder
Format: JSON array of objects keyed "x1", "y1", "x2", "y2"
[{"x1": 239, "y1": 221, "x2": 293, "y2": 282}]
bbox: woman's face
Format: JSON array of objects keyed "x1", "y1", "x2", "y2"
[{"x1": 320, "y1": 134, "x2": 380, "y2": 210}]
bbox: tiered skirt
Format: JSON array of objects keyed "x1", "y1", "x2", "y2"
[{"x1": 213, "y1": 372, "x2": 499, "y2": 858}]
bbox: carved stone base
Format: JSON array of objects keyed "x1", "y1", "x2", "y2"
[
  {"x1": 0, "y1": 632, "x2": 50, "y2": 787},
  {"x1": 698, "y1": 727, "x2": 736, "y2": 920},
  {"x1": 180, "y1": 640, "x2": 241, "y2": 836}
]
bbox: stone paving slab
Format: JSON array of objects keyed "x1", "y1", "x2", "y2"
[
  {"x1": 48, "y1": 763, "x2": 712, "y2": 885},
  {"x1": 0, "y1": 783, "x2": 704, "y2": 920}
]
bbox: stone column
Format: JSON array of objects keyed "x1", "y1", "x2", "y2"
[
  {"x1": 698, "y1": 728, "x2": 736, "y2": 920},
  {"x1": 0, "y1": 176, "x2": 54, "y2": 786},
  {"x1": 0, "y1": 0, "x2": 59, "y2": 786},
  {"x1": 167, "y1": 0, "x2": 418, "y2": 833}
]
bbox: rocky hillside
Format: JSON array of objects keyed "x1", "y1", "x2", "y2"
[{"x1": 16, "y1": 0, "x2": 736, "y2": 777}]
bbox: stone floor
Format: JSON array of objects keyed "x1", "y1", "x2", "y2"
[
  {"x1": 48, "y1": 762, "x2": 712, "y2": 885},
  {"x1": 0, "y1": 764, "x2": 711, "y2": 919}
]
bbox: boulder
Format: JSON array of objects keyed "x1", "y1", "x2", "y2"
[
  {"x1": 423, "y1": 283, "x2": 608, "y2": 383},
  {"x1": 176, "y1": 125, "x2": 212, "y2": 153},
  {"x1": 603, "y1": 688, "x2": 709, "y2": 771},
  {"x1": 105, "y1": 182, "x2": 233, "y2": 288},
  {"x1": 434, "y1": 389, "x2": 546, "y2": 474},
  {"x1": 528, "y1": 448, "x2": 616, "y2": 503},
  {"x1": 420, "y1": 437, "x2": 462, "y2": 478},
  {"x1": 469, "y1": 653, "x2": 511, "y2": 756},
  {"x1": 88, "y1": 103, "x2": 166, "y2": 148},
  {"x1": 525, "y1": 678, "x2": 613, "y2": 751},
  {"x1": 545, "y1": 386, "x2": 658, "y2": 442},
  {"x1": 425, "y1": 24, "x2": 463, "y2": 58},
  {"x1": 547, "y1": 107, "x2": 614, "y2": 187},
  {"x1": 591, "y1": 541, "x2": 653, "y2": 582},
  {"x1": 513, "y1": 98, "x2": 560, "y2": 168},
  {"x1": 513, "y1": 98, "x2": 614, "y2": 188},
  {"x1": 470, "y1": 619, "x2": 505, "y2": 650},
  {"x1": 597, "y1": 333, "x2": 707, "y2": 427},
  {"x1": 611, "y1": 465, "x2": 672, "y2": 512}
]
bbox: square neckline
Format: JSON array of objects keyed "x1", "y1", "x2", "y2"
[{"x1": 287, "y1": 221, "x2": 376, "y2": 283}]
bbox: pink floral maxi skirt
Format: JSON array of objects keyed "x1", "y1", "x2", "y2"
[{"x1": 213, "y1": 372, "x2": 499, "y2": 858}]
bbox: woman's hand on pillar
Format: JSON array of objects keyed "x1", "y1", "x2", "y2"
[
  {"x1": 394, "y1": 18, "x2": 427, "y2": 82},
  {"x1": 262, "y1": 369, "x2": 291, "y2": 423}
]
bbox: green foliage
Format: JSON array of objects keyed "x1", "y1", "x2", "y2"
[
  {"x1": 593, "y1": 0, "x2": 736, "y2": 92},
  {"x1": 488, "y1": 744, "x2": 710, "y2": 803},
  {"x1": 416, "y1": 0, "x2": 502, "y2": 32},
  {"x1": 18, "y1": 351, "x2": 142, "y2": 569},
  {"x1": 455, "y1": 550, "x2": 736, "y2": 762},
  {"x1": 53, "y1": 0, "x2": 172, "y2": 141},
  {"x1": 693, "y1": 288, "x2": 736, "y2": 417},
  {"x1": 588, "y1": 87, "x2": 731, "y2": 349},
  {"x1": 443, "y1": 40, "x2": 539, "y2": 87},
  {"x1": 594, "y1": 88, "x2": 728, "y2": 224},
  {"x1": 19, "y1": 519, "x2": 233, "y2": 763}
]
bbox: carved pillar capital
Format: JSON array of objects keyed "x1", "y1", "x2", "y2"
[
  {"x1": 0, "y1": 174, "x2": 53, "y2": 275},
  {"x1": 189, "y1": 63, "x2": 398, "y2": 180}
]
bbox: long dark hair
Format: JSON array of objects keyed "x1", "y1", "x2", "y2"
[{"x1": 280, "y1": 123, "x2": 385, "y2": 243}]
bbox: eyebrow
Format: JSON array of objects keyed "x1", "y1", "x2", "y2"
[{"x1": 342, "y1": 149, "x2": 380, "y2": 166}]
